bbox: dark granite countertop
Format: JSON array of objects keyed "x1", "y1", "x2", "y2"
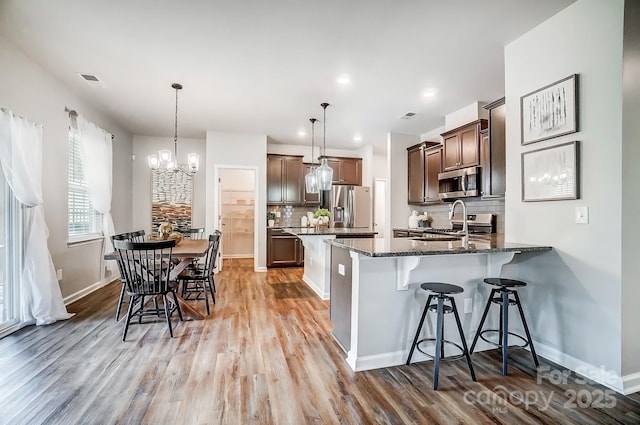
[
  {"x1": 283, "y1": 227, "x2": 377, "y2": 237},
  {"x1": 326, "y1": 234, "x2": 551, "y2": 257},
  {"x1": 393, "y1": 227, "x2": 451, "y2": 233}
]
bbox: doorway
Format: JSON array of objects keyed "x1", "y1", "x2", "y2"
[
  {"x1": 218, "y1": 169, "x2": 256, "y2": 262},
  {"x1": 374, "y1": 178, "x2": 387, "y2": 238}
]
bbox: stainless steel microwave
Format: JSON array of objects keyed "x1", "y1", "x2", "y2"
[{"x1": 438, "y1": 166, "x2": 480, "y2": 199}]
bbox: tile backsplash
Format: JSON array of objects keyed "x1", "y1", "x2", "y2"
[
  {"x1": 268, "y1": 205, "x2": 319, "y2": 227},
  {"x1": 409, "y1": 198, "x2": 505, "y2": 234}
]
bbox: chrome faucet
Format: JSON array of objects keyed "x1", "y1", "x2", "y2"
[{"x1": 449, "y1": 199, "x2": 468, "y2": 240}]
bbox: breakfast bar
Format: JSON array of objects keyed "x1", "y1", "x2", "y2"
[
  {"x1": 325, "y1": 235, "x2": 552, "y2": 372},
  {"x1": 282, "y1": 227, "x2": 376, "y2": 299}
]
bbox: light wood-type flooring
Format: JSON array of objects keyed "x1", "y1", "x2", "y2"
[{"x1": 1, "y1": 258, "x2": 639, "y2": 424}]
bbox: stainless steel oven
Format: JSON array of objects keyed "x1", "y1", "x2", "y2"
[{"x1": 438, "y1": 166, "x2": 480, "y2": 199}]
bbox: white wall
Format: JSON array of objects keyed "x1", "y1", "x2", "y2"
[
  {"x1": 503, "y1": 0, "x2": 628, "y2": 391},
  {"x1": 206, "y1": 131, "x2": 267, "y2": 271},
  {"x1": 0, "y1": 35, "x2": 133, "y2": 298},
  {"x1": 444, "y1": 102, "x2": 488, "y2": 132},
  {"x1": 621, "y1": 0, "x2": 640, "y2": 379},
  {"x1": 266, "y1": 143, "x2": 361, "y2": 163},
  {"x1": 387, "y1": 133, "x2": 419, "y2": 238},
  {"x1": 132, "y1": 136, "x2": 206, "y2": 233}
]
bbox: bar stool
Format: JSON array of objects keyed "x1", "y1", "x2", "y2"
[
  {"x1": 406, "y1": 282, "x2": 476, "y2": 390},
  {"x1": 470, "y1": 278, "x2": 539, "y2": 375}
]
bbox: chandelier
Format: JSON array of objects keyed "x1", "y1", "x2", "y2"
[
  {"x1": 316, "y1": 102, "x2": 334, "y2": 190},
  {"x1": 147, "y1": 83, "x2": 199, "y2": 175},
  {"x1": 304, "y1": 118, "x2": 319, "y2": 194}
]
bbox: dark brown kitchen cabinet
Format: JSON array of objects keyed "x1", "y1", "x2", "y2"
[
  {"x1": 320, "y1": 156, "x2": 362, "y2": 185},
  {"x1": 267, "y1": 228, "x2": 303, "y2": 267},
  {"x1": 267, "y1": 154, "x2": 303, "y2": 205},
  {"x1": 407, "y1": 142, "x2": 441, "y2": 204},
  {"x1": 481, "y1": 98, "x2": 506, "y2": 198},
  {"x1": 302, "y1": 163, "x2": 320, "y2": 206},
  {"x1": 441, "y1": 119, "x2": 487, "y2": 171}
]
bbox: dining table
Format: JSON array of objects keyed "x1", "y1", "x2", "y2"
[{"x1": 104, "y1": 238, "x2": 210, "y2": 321}]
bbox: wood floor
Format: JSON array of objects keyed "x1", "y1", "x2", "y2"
[{"x1": 1, "y1": 258, "x2": 639, "y2": 425}]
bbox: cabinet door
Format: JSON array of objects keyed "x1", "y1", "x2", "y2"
[
  {"x1": 267, "y1": 155, "x2": 284, "y2": 204},
  {"x1": 425, "y1": 148, "x2": 442, "y2": 201},
  {"x1": 302, "y1": 163, "x2": 320, "y2": 205},
  {"x1": 443, "y1": 134, "x2": 460, "y2": 171},
  {"x1": 459, "y1": 125, "x2": 479, "y2": 168},
  {"x1": 339, "y1": 158, "x2": 362, "y2": 185},
  {"x1": 407, "y1": 146, "x2": 425, "y2": 204},
  {"x1": 269, "y1": 235, "x2": 298, "y2": 266},
  {"x1": 480, "y1": 131, "x2": 490, "y2": 197},
  {"x1": 326, "y1": 159, "x2": 341, "y2": 183},
  {"x1": 283, "y1": 157, "x2": 303, "y2": 204}
]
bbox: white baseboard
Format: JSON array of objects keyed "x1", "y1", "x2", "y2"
[
  {"x1": 302, "y1": 274, "x2": 329, "y2": 300},
  {"x1": 622, "y1": 372, "x2": 640, "y2": 395},
  {"x1": 530, "y1": 340, "x2": 625, "y2": 394},
  {"x1": 255, "y1": 266, "x2": 268, "y2": 272},
  {"x1": 63, "y1": 276, "x2": 118, "y2": 306}
]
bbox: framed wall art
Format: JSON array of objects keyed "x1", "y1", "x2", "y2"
[
  {"x1": 521, "y1": 74, "x2": 578, "y2": 145},
  {"x1": 151, "y1": 169, "x2": 193, "y2": 231},
  {"x1": 521, "y1": 141, "x2": 579, "y2": 202}
]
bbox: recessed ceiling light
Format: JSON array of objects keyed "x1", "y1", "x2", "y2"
[
  {"x1": 337, "y1": 74, "x2": 351, "y2": 85},
  {"x1": 422, "y1": 88, "x2": 437, "y2": 97},
  {"x1": 353, "y1": 135, "x2": 362, "y2": 142},
  {"x1": 298, "y1": 130, "x2": 306, "y2": 137}
]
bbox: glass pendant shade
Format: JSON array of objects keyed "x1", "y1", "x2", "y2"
[
  {"x1": 158, "y1": 149, "x2": 172, "y2": 165},
  {"x1": 148, "y1": 154, "x2": 159, "y2": 169},
  {"x1": 187, "y1": 152, "x2": 200, "y2": 173},
  {"x1": 305, "y1": 165, "x2": 319, "y2": 193},
  {"x1": 304, "y1": 117, "x2": 320, "y2": 193},
  {"x1": 316, "y1": 158, "x2": 333, "y2": 190},
  {"x1": 316, "y1": 102, "x2": 333, "y2": 190}
]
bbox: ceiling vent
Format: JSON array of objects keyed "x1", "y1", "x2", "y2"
[
  {"x1": 78, "y1": 73, "x2": 106, "y2": 88},
  {"x1": 400, "y1": 112, "x2": 416, "y2": 120}
]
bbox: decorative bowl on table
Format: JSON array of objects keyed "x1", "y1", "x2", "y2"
[{"x1": 168, "y1": 231, "x2": 183, "y2": 246}]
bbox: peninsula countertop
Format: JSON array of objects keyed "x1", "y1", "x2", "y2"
[
  {"x1": 283, "y1": 227, "x2": 377, "y2": 237},
  {"x1": 326, "y1": 234, "x2": 552, "y2": 257}
]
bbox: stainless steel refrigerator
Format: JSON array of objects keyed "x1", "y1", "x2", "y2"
[{"x1": 329, "y1": 186, "x2": 372, "y2": 228}]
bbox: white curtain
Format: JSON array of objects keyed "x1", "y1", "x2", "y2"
[
  {"x1": 0, "y1": 109, "x2": 73, "y2": 325},
  {"x1": 72, "y1": 114, "x2": 116, "y2": 276}
]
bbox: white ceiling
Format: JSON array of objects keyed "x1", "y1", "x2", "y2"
[{"x1": 0, "y1": 0, "x2": 574, "y2": 150}]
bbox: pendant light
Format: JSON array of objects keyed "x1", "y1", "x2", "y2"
[
  {"x1": 316, "y1": 102, "x2": 334, "y2": 190},
  {"x1": 147, "y1": 83, "x2": 199, "y2": 175},
  {"x1": 304, "y1": 118, "x2": 319, "y2": 193}
]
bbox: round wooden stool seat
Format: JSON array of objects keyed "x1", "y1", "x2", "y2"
[
  {"x1": 420, "y1": 282, "x2": 464, "y2": 295},
  {"x1": 483, "y1": 278, "x2": 527, "y2": 288}
]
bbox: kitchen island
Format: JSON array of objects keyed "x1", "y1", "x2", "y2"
[
  {"x1": 325, "y1": 235, "x2": 551, "y2": 372},
  {"x1": 283, "y1": 227, "x2": 376, "y2": 299}
]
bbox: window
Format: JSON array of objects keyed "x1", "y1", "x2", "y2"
[
  {"x1": 0, "y1": 169, "x2": 22, "y2": 337},
  {"x1": 68, "y1": 129, "x2": 102, "y2": 241}
]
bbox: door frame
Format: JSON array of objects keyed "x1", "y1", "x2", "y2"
[
  {"x1": 374, "y1": 178, "x2": 388, "y2": 239},
  {"x1": 212, "y1": 165, "x2": 259, "y2": 272}
]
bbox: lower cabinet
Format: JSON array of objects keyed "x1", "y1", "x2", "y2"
[{"x1": 267, "y1": 228, "x2": 304, "y2": 267}]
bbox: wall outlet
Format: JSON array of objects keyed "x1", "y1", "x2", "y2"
[
  {"x1": 463, "y1": 298, "x2": 473, "y2": 314},
  {"x1": 575, "y1": 206, "x2": 589, "y2": 224},
  {"x1": 56, "y1": 269, "x2": 63, "y2": 281}
]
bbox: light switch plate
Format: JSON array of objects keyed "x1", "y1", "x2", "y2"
[
  {"x1": 575, "y1": 206, "x2": 589, "y2": 224},
  {"x1": 338, "y1": 264, "x2": 345, "y2": 276}
]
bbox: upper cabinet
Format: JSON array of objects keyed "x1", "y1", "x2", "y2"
[
  {"x1": 407, "y1": 142, "x2": 441, "y2": 204},
  {"x1": 267, "y1": 154, "x2": 304, "y2": 205},
  {"x1": 441, "y1": 119, "x2": 488, "y2": 171},
  {"x1": 320, "y1": 156, "x2": 362, "y2": 185},
  {"x1": 480, "y1": 98, "x2": 506, "y2": 198}
]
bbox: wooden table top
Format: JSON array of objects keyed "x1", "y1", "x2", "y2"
[{"x1": 104, "y1": 238, "x2": 209, "y2": 260}]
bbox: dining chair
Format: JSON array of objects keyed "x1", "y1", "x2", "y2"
[
  {"x1": 111, "y1": 231, "x2": 146, "y2": 322},
  {"x1": 178, "y1": 231, "x2": 221, "y2": 315},
  {"x1": 113, "y1": 239, "x2": 183, "y2": 340},
  {"x1": 181, "y1": 228, "x2": 205, "y2": 239}
]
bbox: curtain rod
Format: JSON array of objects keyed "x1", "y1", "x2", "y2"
[{"x1": 65, "y1": 107, "x2": 114, "y2": 139}]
